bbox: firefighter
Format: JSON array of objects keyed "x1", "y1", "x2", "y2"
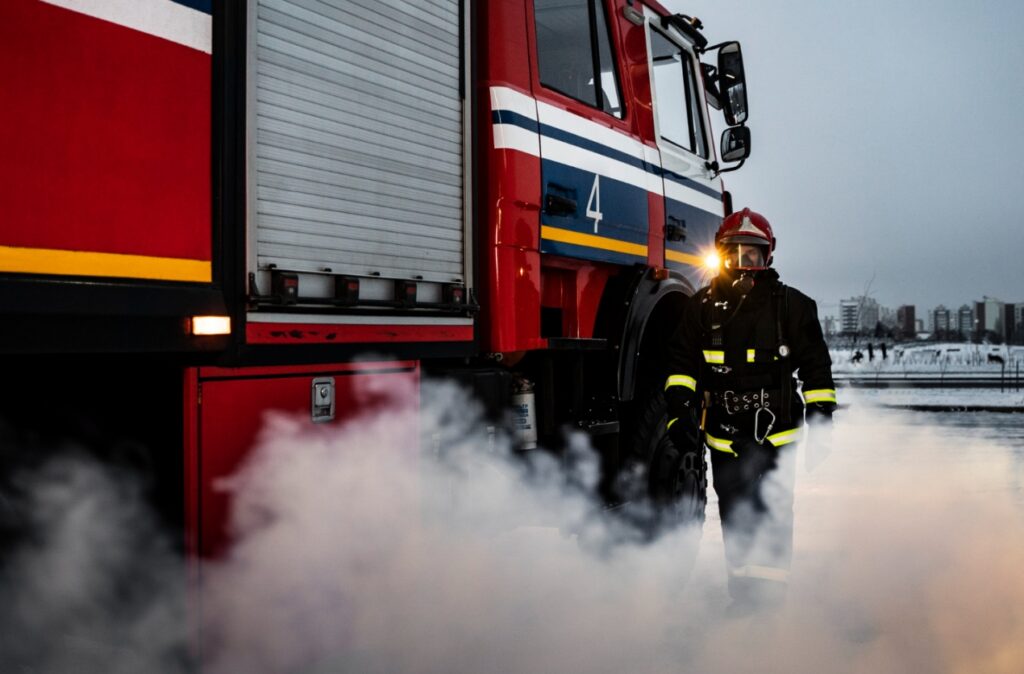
[{"x1": 664, "y1": 207, "x2": 836, "y2": 612}]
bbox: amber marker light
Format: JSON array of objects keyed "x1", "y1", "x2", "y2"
[{"x1": 189, "y1": 315, "x2": 232, "y2": 336}]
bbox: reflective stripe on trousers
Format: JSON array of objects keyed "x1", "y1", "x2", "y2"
[
  {"x1": 705, "y1": 426, "x2": 803, "y2": 455},
  {"x1": 729, "y1": 564, "x2": 790, "y2": 584},
  {"x1": 710, "y1": 440, "x2": 798, "y2": 599}
]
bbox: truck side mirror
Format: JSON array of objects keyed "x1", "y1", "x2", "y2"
[
  {"x1": 720, "y1": 126, "x2": 750, "y2": 163},
  {"x1": 717, "y1": 42, "x2": 747, "y2": 125}
]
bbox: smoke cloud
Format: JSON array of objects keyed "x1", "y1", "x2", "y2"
[
  {"x1": 1, "y1": 383, "x2": 1023, "y2": 673},
  {"x1": 0, "y1": 454, "x2": 187, "y2": 673}
]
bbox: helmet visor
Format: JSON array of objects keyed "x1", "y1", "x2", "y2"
[{"x1": 719, "y1": 242, "x2": 767, "y2": 271}]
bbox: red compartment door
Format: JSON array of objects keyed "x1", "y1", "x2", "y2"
[{"x1": 185, "y1": 361, "x2": 419, "y2": 559}]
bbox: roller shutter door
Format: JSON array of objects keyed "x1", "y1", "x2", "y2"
[{"x1": 251, "y1": 0, "x2": 464, "y2": 284}]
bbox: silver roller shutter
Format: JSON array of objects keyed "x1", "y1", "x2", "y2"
[{"x1": 250, "y1": 0, "x2": 465, "y2": 287}]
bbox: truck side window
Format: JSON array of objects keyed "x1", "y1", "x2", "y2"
[
  {"x1": 535, "y1": 0, "x2": 623, "y2": 118},
  {"x1": 649, "y1": 30, "x2": 708, "y2": 157}
]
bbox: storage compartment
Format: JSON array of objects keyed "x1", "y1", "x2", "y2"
[
  {"x1": 185, "y1": 361, "x2": 419, "y2": 558},
  {"x1": 247, "y1": 0, "x2": 471, "y2": 314}
]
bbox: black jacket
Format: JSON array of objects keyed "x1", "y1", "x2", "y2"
[{"x1": 665, "y1": 269, "x2": 835, "y2": 445}]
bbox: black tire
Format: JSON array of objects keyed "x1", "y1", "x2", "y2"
[{"x1": 621, "y1": 388, "x2": 707, "y2": 535}]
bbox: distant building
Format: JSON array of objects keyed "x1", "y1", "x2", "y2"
[
  {"x1": 975, "y1": 296, "x2": 1005, "y2": 340},
  {"x1": 1014, "y1": 304, "x2": 1024, "y2": 344},
  {"x1": 897, "y1": 305, "x2": 916, "y2": 336},
  {"x1": 915, "y1": 318, "x2": 924, "y2": 333},
  {"x1": 839, "y1": 296, "x2": 879, "y2": 335},
  {"x1": 839, "y1": 299, "x2": 859, "y2": 334},
  {"x1": 931, "y1": 305, "x2": 952, "y2": 334},
  {"x1": 957, "y1": 304, "x2": 974, "y2": 338},
  {"x1": 863, "y1": 298, "x2": 881, "y2": 333},
  {"x1": 879, "y1": 306, "x2": 897, "y2": 330},
  {"x1": 822, "y1": 315, "x2": 838, "y2": 338},
  {"x1": 1006, "y1": 303, "x2": 1018, "y2": 343}
]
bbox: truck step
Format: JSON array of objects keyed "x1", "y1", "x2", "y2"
[
  {"x1": 579, "y1": 420, "x2": 619, "y2": 436},
  {"x1": 546, "y1": 338, "x2": 608, "y2": 351}
]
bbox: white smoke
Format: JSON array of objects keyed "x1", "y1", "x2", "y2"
[
  {"x1": 2, "y1": 382, "x2": 1024, "y2": 673},
  {"x1": 0, "y1": 456, "x2": 187, "y2": 673},
  {"x1": 199, "y1": 380, "x2": 702, "y2": 674}
]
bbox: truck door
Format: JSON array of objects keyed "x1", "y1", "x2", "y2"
[
  {"x1": 644, "y1": 14, "x2": 723, "y2": 289},
  {"x1": 531, "y1": 0, "x2": 650, "y2": 266}
]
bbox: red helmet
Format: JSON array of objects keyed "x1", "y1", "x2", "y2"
[{"x1": 715, "y1": 207, "x2": 775, "y2": 269}]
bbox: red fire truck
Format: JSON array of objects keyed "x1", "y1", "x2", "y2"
[{"x1": 0, "y1": 0, "x2": 750, "y2": 556}]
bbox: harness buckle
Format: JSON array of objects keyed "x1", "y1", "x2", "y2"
[{"x1": 722, "y1": 390, "x2": 736, "y2": 415}]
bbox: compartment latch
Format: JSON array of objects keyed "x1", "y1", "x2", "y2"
[{"x1": 311, "y1": 377, "x2": 335, "y2": 423}]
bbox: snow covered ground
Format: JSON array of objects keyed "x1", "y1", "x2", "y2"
[{"x1": 830, "y1": 342, "x2": 1024, "y2": 376}]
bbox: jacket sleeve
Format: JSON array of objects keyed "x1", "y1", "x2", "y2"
[
  {"x1": 787, "y1": 289, "x2": 837, "y2": 407},
  {"x1": 664, "y1": 291, "x2": 705, "y2": 424}
]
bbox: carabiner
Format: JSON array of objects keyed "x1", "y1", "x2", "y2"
[{"x1": 754, "y1": 398, "x2": 776, "y2": 445}]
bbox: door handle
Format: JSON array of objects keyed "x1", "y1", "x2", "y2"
[
  {"x1": 666, "y1": 216, "x2": 687, "y2": 242},
  {"x1": 544, "y1": 193, "x2": 577, "y2": 217}
]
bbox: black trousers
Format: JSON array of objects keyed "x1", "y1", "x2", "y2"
[{"x1": 708, "y1": 433, "x2": 797, "y2": 600}]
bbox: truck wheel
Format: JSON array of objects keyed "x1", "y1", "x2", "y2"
[{"x1": 624, "y1": 388, "x2": 707, "y2": 534}]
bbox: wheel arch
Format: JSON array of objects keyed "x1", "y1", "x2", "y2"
[{"x1": 615, "y1": 269, "x2": 695, "y2": 403}]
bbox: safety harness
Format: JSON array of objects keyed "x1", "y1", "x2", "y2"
[{"x1": 698, "y1": 280, "x2": 795, "y2": 430}]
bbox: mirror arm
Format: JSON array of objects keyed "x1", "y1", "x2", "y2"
[
  {"x1": 717, "y1": 159, "x2": 745, "y2": 174},
  {"x1": 701, "y1": 63, "x2": 722, "y2": 109}
]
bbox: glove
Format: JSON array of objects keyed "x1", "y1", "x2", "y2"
[
  {"x1": 667, "y1": 400, "x2": 700, "y2": 451},
  {"x1": 667, "y1": 415, "x2": 698, "y2": 452},
  {"x1": 806, "y1": 401, "x2": 836, "y2": 425},
  {"x1": 805, "y1": 402, "x2": 835, "y2": 472}
]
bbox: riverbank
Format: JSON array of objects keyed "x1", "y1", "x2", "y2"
[
  {"x1": 830, "y1": 343, "x2": 1024, "y2": 389},
  {"x1": 835, "y1": 373, "x2": 1023, "y2": 388},
  {"x1": 839, "y1": 386, "x2": 1024, "y2": 413}
]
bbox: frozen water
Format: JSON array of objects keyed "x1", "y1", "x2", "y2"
[{"x1": 847, "y1": 386, "x2": 1024, "y2": 409}]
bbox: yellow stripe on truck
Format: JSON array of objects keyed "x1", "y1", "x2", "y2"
[
  {"x1": 540, "y1": 225, "x2": 648, "y2": 257},
  {"x1": 0, "y1": 244, "x2": 212, "y2": 283},
  {"x1": 665, "y1": 249, "x2": 703, "y2": 266}
]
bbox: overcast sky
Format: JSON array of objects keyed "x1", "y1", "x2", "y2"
[{"x1": 665, "y1": 0, "x2": 1024, "y2": 317}]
